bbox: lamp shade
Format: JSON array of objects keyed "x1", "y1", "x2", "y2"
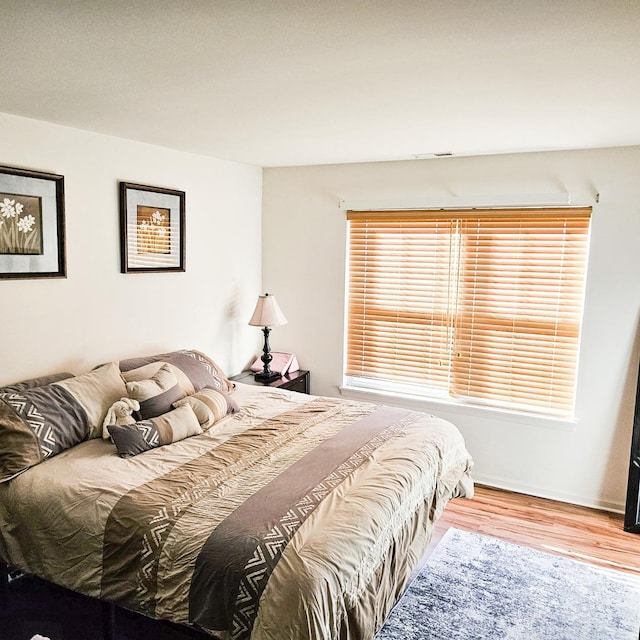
[{"x1": 248, "y1": 293, "x2": 287, "y2": 327}]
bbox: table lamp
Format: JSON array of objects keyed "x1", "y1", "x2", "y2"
[{"x1": 248, "y1": 293, "x2": 288, "y2": 382}]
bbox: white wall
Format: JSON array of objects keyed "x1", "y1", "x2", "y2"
[
  {"x1": 0, "y1": 112, "x2": 263, "y2": 385},
  {"x1": 263, "y1": 147, "x2": 640, "y2": 511}
]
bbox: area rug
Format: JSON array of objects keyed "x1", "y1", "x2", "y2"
[{"x1": 376, "y1": 528, "x2": 640, "y2": 640}]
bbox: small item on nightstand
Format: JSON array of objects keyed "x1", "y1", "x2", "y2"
[{"x1": 250, "y1": 352, "x2": 298, "y2": 376}]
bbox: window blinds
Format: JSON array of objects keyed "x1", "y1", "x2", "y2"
[{"x1": 345, "y1": 208, "x2": 591, "y2": 417}]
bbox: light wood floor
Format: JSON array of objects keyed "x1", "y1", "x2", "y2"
[{"x1": 430, "y1": 484, "x2": 640, "y2": 577}]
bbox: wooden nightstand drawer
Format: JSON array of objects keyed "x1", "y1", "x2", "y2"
[{"x1": 279, "y1": 372, "x2": 309, "y2": 394}]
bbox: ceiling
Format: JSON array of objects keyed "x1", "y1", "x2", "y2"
[{"x1": 1, "y1": 1, "x2": 639, "y2": 167}]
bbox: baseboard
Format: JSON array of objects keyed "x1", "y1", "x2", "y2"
[{"x1": 472, "y1": 472, "x2": 626, "y2": 514}]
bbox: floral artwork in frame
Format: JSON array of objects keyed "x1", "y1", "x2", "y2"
[
  {"x1": 0, "y1": 165, "x2": 66, "y2": 279},
  {"x1": 119, "y1": 182, "x2": 185, "y2": 273}
]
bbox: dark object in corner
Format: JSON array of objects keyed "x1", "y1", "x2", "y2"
[
  {"x1": 0, "y1": 562, "x2": 209, "y2": 640},
  {"x1": 624, "y1": 359, "x2": 640, "y2": 533}
]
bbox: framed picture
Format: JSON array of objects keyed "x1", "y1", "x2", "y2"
[
  {"x1": 119, "y1": 181, "x2": 185, "y2": 273},
  {"x1": 0, "y1": 165, "x2": 66, "y2": 279}
]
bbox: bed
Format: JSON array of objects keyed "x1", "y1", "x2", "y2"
[{"x1": 0, "y1": 350, "x2": 473, "y2": 640}]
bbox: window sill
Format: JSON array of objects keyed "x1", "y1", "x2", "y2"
[{"x1": 338, "y1": 384, "x2": 578, "y2": 432}]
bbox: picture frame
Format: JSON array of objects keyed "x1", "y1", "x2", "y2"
[
  {"x1": 119, "y1": 181, "x2": 185, "y2": 274},
  {"x1": 0, "y1": 165, "x2": 66, "y2": 280}
]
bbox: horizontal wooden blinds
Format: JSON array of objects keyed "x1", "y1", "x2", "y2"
[{"x1": 346, "y1": 208, "x2": 592, "y2": 417}]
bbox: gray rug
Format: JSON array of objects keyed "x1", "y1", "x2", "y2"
[{"x1": 376, "y1": 528, "x2": 640, "y2": 640}]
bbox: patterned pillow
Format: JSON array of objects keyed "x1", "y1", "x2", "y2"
[
  {"x1": 107, "y1": 404, "x2": 202, "y2": 458},
  {"x1": 118, "y1": 349, "x2": 234, "y2": 393},
  {"x1": 124, "y1": 364, "x2": 185, "y2": 422},
  {"x1": 0, "y1": 363, "x2": 127, "y2": 482},
  {"x1": 173, "y1": 387, "x2": 239, "y2": 429}
]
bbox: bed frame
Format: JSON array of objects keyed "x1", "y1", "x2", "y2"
[{"x1": 0, "y1": 561, "x2": 214, "y2": 640}]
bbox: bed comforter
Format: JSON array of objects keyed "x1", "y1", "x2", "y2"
[{"x1": 0, "y1": 383, "x2": 473, "y2": 640}]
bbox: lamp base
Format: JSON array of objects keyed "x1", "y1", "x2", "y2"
[{"x1": 254, "y1": 370, "x2": 282, "y2": 383}]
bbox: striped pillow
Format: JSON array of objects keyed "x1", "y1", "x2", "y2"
[
  {"x1": 118, "y1": 350, "x2": 234, "y2": 393},
  {"x1": 107, "y1": 404, "x2": 202, "y2": 458},
  {"x1": 125, "y1": 364, "x2": 185, "y2": 422},
  {"x1": 121, "y1": 361, "x2": 196, "y2": 396},
  {"x1": 173, "y1": 387, "x2": 239, "y2": 430}
]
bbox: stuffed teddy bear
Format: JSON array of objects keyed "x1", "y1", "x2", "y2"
[{"x1": 102, "y1": 397, "x2": 140, "y2": 439}]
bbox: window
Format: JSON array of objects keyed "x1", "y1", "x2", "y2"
[{"x1": 345, "y1": 207, "x2": 591, "y2": 418}]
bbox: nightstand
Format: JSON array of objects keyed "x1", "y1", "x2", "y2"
[{"x1": 231, "y1": 369, "x2": 310, "y2": 394}]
